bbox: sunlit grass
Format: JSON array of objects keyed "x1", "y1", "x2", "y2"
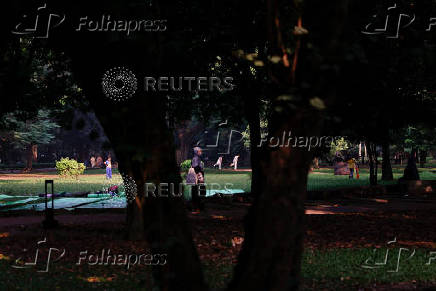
[
  {"x1": 204, "y1": 248, "x2": 436, "y2": 289},
  {"x1": 0, "y1": 167, "x2": 435, "y2": 196},
  {"x1": 301, "y1": 248, "x2": 436, "y2": 288},
  {"x1": 0, "y1": 175, "x2": 122, "y2": 196}
]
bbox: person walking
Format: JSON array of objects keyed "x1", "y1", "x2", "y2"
[
  {"x1": 214, "y1": 156, "x2": 223, "y2": 170},
  {"x1": 191, "y1": 147, "x2": 205, "y2": 211},
  {"x1": 230, "y1": 155, "x2": 239, "y2": 170},
  {"x1": 347, "y1": 157, "x2": 356, "y2": 179},
  {"x1": 90, "y1": 156, "x2": 96, "y2": 168},
  {"x1": 104, "y1": 157, "x2": 112, "y2": 179}
]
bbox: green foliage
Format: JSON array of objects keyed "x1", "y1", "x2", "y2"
[
  {"x1": 1, "y1": 109, "x2": 59, "y2": 149},
  {"x1": 329, "y1": 137, "x2": 350, "y2": 157},
  {"x1": 242, "y1": 120, "x2": 268, "y2": 149},
  {"x1": 55, "y1": 157, "x2": 85, "y2": 178},
  {"x1": 180, "y1": 159, "x2": 192, "y2": 171},
  {"x1": 402, "y1": 125, "x2": 436, "y2": 152}
]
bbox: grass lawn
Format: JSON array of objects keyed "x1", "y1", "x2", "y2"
[
  {"x1": 0, "y1": 169, "x2": 123, "y2": 196},
  {"x1": 0, "y1": 167, "x2": 435, "y2": 196},
  {"x1": 308, "y1": 167, "x2": 436, "y2": 191},
  {"x1": 1, "y1": 248, "x2": 435, "y2": 290},
  {"x1": 205, "y1": 248, "x2": 436, "y2": 290},
  {"x1": 301, "y1": 248, "x2": 436, "y2": 289}
]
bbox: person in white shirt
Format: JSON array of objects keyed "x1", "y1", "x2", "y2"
[
  {"x1": 230, "y1": 155, "x2": 239, "y2": 170},
  {"x1": 213, "y1": 156, "x2": 223, "y2": 170}
]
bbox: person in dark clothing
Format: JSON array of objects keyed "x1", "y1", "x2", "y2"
[
  {"x1": 191, "y1": 147, "x2": 205, "y2": 211},
  {"x1": 191, "y1": 147, "x2": 203, "y2": 172},
  {"x1": 403, "y1": 150, "x2": 420, "y2": 180}
]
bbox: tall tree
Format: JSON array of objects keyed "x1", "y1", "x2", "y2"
[
  {"x1": 229, "y1": 0, "x2": 350, "y2": 289},
  {"x1": 1, "y1": 109, "x2": 59, "y2": 170}
]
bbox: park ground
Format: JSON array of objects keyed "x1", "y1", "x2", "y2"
[{"x1": 0, "y1": 164, "x2": 436, "y2": 290}]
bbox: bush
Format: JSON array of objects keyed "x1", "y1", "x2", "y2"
[
  {"x1": 56, "y1": 157, "x2": 86, "y2": 178},
  {"x1": 180, "y1": 159, "x2": 192, "y2": 171}
]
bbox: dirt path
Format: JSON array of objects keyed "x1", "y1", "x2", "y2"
[
  {"x1": 2, "y1": 195, "x2": 436, "y2": 229},
  {"x1": 305, "y1": 196, "x2": 436, "y2": 214},
  {"x1": 0, "y1": 173, "x2": 115, "y2": 180},
  {"x1": 0, "y1": 213, "x2": 124, "y2": 228},
  {"x1": 0, "y1": 174, "x2": 58, "y2": 180}
]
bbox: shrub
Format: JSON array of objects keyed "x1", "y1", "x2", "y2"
[
  {"x1": 180, "y1": 159, "x2": 192, "y2": 171},
  {"x1": 56, "y1": 157, "x2": 86, "y2": 178}
]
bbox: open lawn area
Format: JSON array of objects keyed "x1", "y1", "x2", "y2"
[{"x1": 0, "y1": 167, "x2": 435, "y2": 196}]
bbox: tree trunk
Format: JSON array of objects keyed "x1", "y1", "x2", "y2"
[
  {"x1": 69, "y1": 47, "x2": 208, "y2": 291},
  {"x1": 175, "y1": 121, "x2": 204, "y2": 165},
  {"x1": 364, "y1": 143, "x2": 368, "y2": 164},
  {"x1": 247, "y1": 111, "x2": 262, "y2": 197},
  {"x1": 241, "y1": 77, "x2": 262, "y2": 197},
  {"x1": 96, "y1": 93, "x2": 207, "y2": 291},
  {"x1": 313, "y1": 157, "x2": 319, "y2": 169},
  {"x1": 228, "y1": 0, "x2": 349, "y2": 289},
  {"x1": 419, "y1": 150, "x2": 427, "y2": 168},
  {"x1": 25, "y1": 144, "x2": 37, "y2": 172},
  {"x1": 381, "y1": 142, "x2": 393, "y2": 181},
  {"x1": 228, "y1": 119, "x2": 317, "y2": 291},
  {"x1": 367, "y1": 142, "x2": 378, "y2": 185},
  {"x1": 79, "y1": 146, "x2": 89, "y2": 164},
  {"x1": 375, "y1": 148, "x2": 379, "y2": 181}
]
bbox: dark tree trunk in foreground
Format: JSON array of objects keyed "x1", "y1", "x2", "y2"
[
  {"x1": 78, "y1": 76, "x2": 207, "y2": 291},
  {"x1": 229, "y1": 111, "x2": 320, "y2": 291},
  {"x1": 65, "y1": 31, "x2": 208, "y2": 291},
  {"x1": 229, "y1": 1, "x2": 349, "y2": 290},
  {"x1": 240, "y1": 77, "x2": 262, "y2": 197},
  {"x1": 381, "y1": 142, "x2": 393, "y2": 181}
]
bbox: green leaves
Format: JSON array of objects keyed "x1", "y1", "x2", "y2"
[
  {"x1": 310, "y1": 97, "x2": 326, "y2": 110},
  {"x1": 180, "y1": 159, "x2": 192, "y2": 171},
  {"x1": 56, "y1": 157, "x2": 86, "y2": 178},
  {"x1": 1, "y1": 109, "x2": 59, "y2": 149}
]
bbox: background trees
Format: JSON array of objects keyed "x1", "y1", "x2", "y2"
[{"x1": 1, "y1": 109, "x2": 59, "y2": 171}]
